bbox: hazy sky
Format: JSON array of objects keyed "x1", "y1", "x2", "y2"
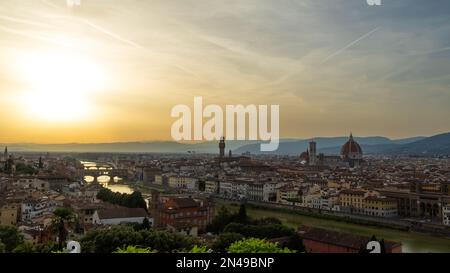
[{"x1": 0, "y1": 0, "x2": 449, "y2": 143}]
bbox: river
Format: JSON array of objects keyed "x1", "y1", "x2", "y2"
[{"x1": 81, "y1": 161, "x2": 134, "y2": 194}]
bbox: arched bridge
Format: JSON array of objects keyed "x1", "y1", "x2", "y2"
[{"x1": 80, "y1": 168, "x2": 130, "y2": 180}]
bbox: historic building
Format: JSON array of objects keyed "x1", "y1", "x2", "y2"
[
  {"x1": 151, "y1": 192, "x2": 215, "y2": 236},
  {"x1": 378, "y1": 181, "x2": 450, "y2": 223},
  {"x1": 300, "y1": 134, "x2": 364, "y2": 168},
  {"x1": 340, "y1": 133, "x2": 363, "y2": 168}
]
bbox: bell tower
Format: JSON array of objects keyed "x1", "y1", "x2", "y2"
[{"x1": 219, "y1": 137, "x2": 225, "y2": 158}]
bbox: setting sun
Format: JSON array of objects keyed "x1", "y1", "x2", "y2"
[{"x1": 16, "y1": 50, "x2": 106, "y2": 122}]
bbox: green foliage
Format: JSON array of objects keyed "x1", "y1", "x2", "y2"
[
  {"x1": 79, "y1": 225, "x2": 198, "y2": 253},
  {"x1": 223, "y1": 223, "x2": 295, "y2": 239},
  {"x1": 33, "y1": 242, "x2": 61, "y2": 253},
  {"x1": 15, "y1": 163, "x2": 37, "y2": 175},
  {"x1": 0, "y1": 225, "x2": 24, "y2": 252},
  {"x1": 189, "y1": 245, "x2": 210, "y2": 253},
  {"x1": 0, "y1": 240, "x2": 5, "y2": 253},
  {"x1": 227, "y1": 238, "x2": 296, "y2": 253},
  {"x1": 114, "y1": 246, "x2": 156, "y2": 253},
  {"x1": 236, "y1": 204, "x2": 248, "y2": 223},
  {"x1": 211, "y1": 232, "x2": 244, "y2": 252},
  {"x1": 126, "y1": 217, "x2": 152, "y2": 231},
  {"x1": 12, "y1": 242, "x2": 35, "y2": 253},
  {"x1": 141, "y1": 218, "x2": 151, "y2": 230},
  {"x1": 9, "y1": 241, "x2": 60, "y2": 253},
  {"x1": 96, "y1": 188, "x2": 147, "y2": 210},
  {"x1": 206, "y1": 205, "x2": 249, "y2": 234}
]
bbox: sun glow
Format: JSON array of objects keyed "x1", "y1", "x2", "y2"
[{"x1": 17, "y1": 51, "x2": 107, "y2": 122}]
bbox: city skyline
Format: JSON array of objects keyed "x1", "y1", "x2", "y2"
[{"x1": 1, "y1": 0, "x2": 450, "y2": 144}]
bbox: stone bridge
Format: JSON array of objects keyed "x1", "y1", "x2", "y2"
[{"x1": 80, "y1": 168, "x2": 130, "y2": 182}]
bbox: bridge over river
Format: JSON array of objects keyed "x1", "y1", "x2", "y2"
[{"x1": 79, "y1": 161, "x2": 130, "y2": 182}]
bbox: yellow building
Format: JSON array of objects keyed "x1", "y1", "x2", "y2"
[
  {"x1": 339, "y1": 189, "x2": 368, "y2": 214},
  {"x1": 0, "y1": 204, "x2": 20, "y2": 226},
  {"x1": 363, "y1": 196, "x2": 398, "y2": 218}
]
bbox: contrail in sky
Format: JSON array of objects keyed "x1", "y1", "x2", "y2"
[
  {"x1": 0, "y1": 24, "x2": 72, "y2": 47},
  {"x1": 0, "y1": 15, "x2": 54, "y2": 28},
  {"x1": 81, "y1": 19, "x2": 144, "y2": 49},
  {"x1": 321, "y1": 27, "x2": 380, "y2": 64},
  {"x1": 39, "y1": 0, "x2": 144, "y2": 49}
]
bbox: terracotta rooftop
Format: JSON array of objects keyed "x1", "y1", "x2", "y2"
[
  {"x1": 97, "y1": 207, "x2": 148, "y2": 219},
  {"x1": 298, "y1": 226, "x2": 401, "y2": 250}
]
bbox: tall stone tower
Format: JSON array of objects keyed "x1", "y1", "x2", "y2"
[
  {"x1": 150, "y1": 190, "x2": 161, "y2": 228},
  {"x1": 309, "y1": 140, "x2": 317, "y2": 166},
  {"x1": 219, "y1": 137, "x2": 225, "y2": 158},
  {"x1": 3, "y1": 146, "x2": 8, "y2": 161}
]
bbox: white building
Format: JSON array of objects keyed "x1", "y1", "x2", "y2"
[
  {"x1": 168, "y1": 175, "x2": 198, "y2": 190},
  {"x1": 92, "y1": 207, "x2": 151, "y2": 225}
]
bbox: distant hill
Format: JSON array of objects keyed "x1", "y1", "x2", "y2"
[
  {"x1": 3, "y1": 133, "x2": 450, "y2": 156},
  {"x1": 0, "y1": 140, "x2": 259, "y2": 154},
  {"x1": 233, "y1": 136, "x2": 427, "y2": 156},
  {"x1": 388, "y1": 132, "x2": 450, "y2": 155}
]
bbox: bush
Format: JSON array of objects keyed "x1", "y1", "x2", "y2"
[
  {"x1": 80, "y1": 225, "x2": 198, "y2": 253},
  {"x1": 211, "y1": 232, "x2": 244, "y2": 252},
  {"x1": 114, "y1": 246, "x2": 156, "y2": 253},
  {"x1": 0, "y1": 225, "x2": 24, "y2": 252},
  {"x1": 227, "y1": 238, "x2": 296, "y2": 253},
  {"x1": 189, "y1": 245, "x2": 210, "y2": 253}
]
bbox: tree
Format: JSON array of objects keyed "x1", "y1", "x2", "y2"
[
  {"x1": 0, "y1": 241, "x2": 5, "y2": 253},
  {"x1": 237, "y1": 204, "x2": 248, "y2": 223},
  {"x1": 96, "y1": 188, "x2": 147, "y2": 210},
  {"x1": 211, "y1": 232, "x2": 244, "y2": 252},
  {"x1": 227, "y1": 238, "x2": 296, "y2": 253},
  {"x1": 0, "y1": 225, "x2": 24, "y2": 252},
  {"x1": 51, "y1": 208, "x2": 75, "y2": 249},
  {"x1": 206, "y1": 206, "x2": 234, "y2": 234},
  {"x1": 141, "y1": 218, "x2": 151, "y2": 230},
  {"x1": 284, "y1": 233, "x2": 306, "y2": 253},
  {"x1": 79, "y1": 225, "x2": 198, "y2": 253}
]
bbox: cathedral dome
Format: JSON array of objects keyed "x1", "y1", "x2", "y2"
[
  {"x1": 300, "y1": 150, "x2": 309, "y2": 160},
  {"x1": 340, "y1": 133, "x2": 363, "y2": 159}
]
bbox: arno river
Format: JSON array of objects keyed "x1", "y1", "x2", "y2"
[
  {"x1": 81, "y1": 161, "x2": 450, "y2": 253},
  {"x1": 81, "y1": 161, "x2": 133, "y2": 194}
]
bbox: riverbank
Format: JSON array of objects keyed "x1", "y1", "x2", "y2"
[{"x1": 217, "y1": 200, "x2": 450, "y2": 253}]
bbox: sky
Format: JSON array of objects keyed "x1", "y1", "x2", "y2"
[{"x1": 0, "y1": 0, "x2": 449, "y2": 143}]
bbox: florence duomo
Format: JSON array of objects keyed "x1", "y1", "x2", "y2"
[{"x1": 300, "y1": 133, "x2": 363, "y2": 168}]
